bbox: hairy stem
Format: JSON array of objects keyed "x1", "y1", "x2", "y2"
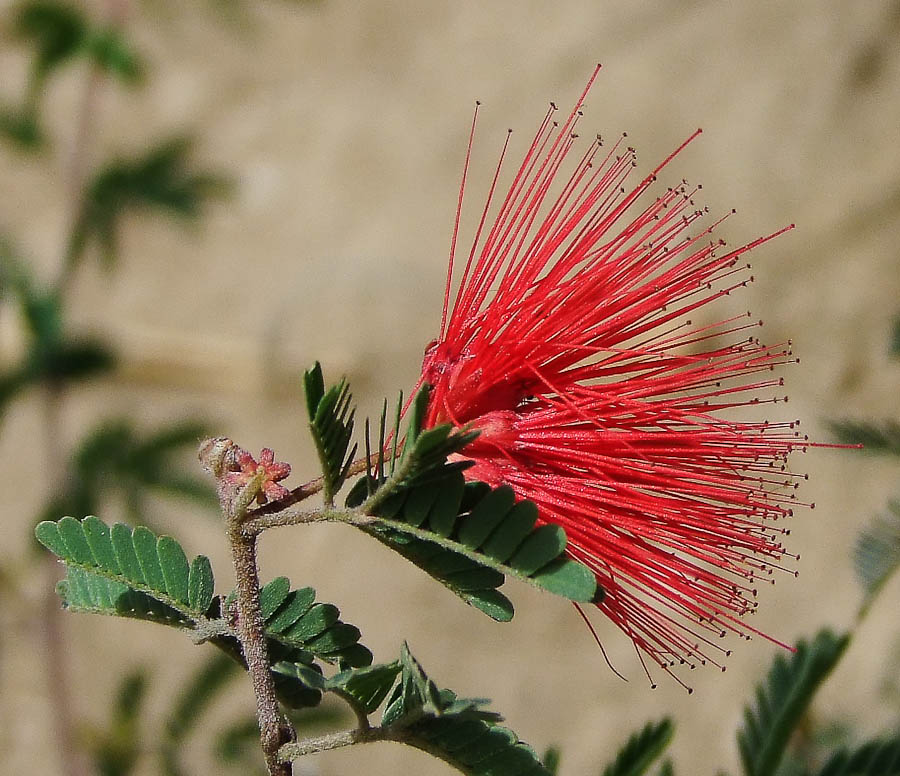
[
  {"x1": 228, "y1": 524, "x2": 293, "y2": 775},
  {"x1": 246, "y1": 456, "x2": 370, "y2": 518},
  {"x1": 279, "y1": 725, "x2": 467, "y2": 773}
]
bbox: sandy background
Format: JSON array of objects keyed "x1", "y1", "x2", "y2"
[{"x1": 2, "y1": 0, "x2": 900, "y2": 774}]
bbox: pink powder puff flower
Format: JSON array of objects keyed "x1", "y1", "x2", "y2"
[
  {"x1": 417, "y1": 66, "x2": 813, "y2": 688},
  {"x1": 224, "y1": 447, "x2": 292, "y2": 506}
]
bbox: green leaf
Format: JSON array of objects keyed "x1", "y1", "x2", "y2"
[
  {"x1": 601, "y1": 719, "x2": 674, "y2": 776},
  {"x1": 854, "y1": 501, "x2": 900, "y2": 612},
  {"x1": 166, "y1": 655, "x2": 239, "y2": 740},
  {"x1": 213, "y1": 577, "x2": 373, "y2": 709},
  {"x1": 86, "y1": 668, "x2": 147, "y2": 776},
  {"x1": 69, "y1": 137, "x2": 230, "y2": 269},
  {"x1": 346, "y1": 383, "x2": 599, "y2": 619},
  {"x1": 829, "y1": 420, "x2": 900, "y2": 457},
  {"x1": 353, "y1": 467, "x2": 598, "y2": 620},
  {"x1": 378, "y1": 643, "x2": 550, "y2": 776},
  {"x1": 13, "y1": 1, "x2": 88, "y2": 78},
  {"x1": 157, "y1": 535, "x2": 190, "y2": 606},
  {"x1": 815, "y1": 736, "x2": 900, "y2": 776},
  {"x1": 36, "y1": 517, "x2": 215, "y2": 620},
  {"x1": 0, "y1": 107, "x2": 43, "y2": 149},
  {"x1": 72, "y1": 419, "x2": 216, "y2": 512},
  {"x1": 303, "y1": 362, "x2": 357, "y2": 504},
  {"x1": 326, "y1": 661, "x2": 402, "y2": 714},
  {"x1": 84, "y1": 27, "x2": 143, "y2": 84},
  {"x1": 58, "y1": 567, "x2": 190, "y2": 626},
  {"x1": 259, "y1": 576, "x2": 291, "y2": 620},
  {"x1": 187, "y1": 556, "x2": 214, "y2": 613},
  {"x1": 737, "y1": 630, "x2": 851, "y2": 776}
]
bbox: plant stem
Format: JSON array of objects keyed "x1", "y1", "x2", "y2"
[
  {"x1": 279, "y1": 725, "x2": 468, "y2": 774},
  {"x1": 246, "y1": 456, "x2": 370, "y2": 518},
  {"x1": 39, "y1": 384, "x2": 90, "y2": 776},
  {"x1": 227, "y1": 522, "x2": 293, "y2": 776}
]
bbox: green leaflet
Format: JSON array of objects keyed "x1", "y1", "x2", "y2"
[
  {"x1": 737, "y1": 629, "x2": 851, "y2": 776},
  {"x1": 601, "y1": 719, "x2": 674, "y2": 776},
  {"x1": 815, "y1": 736, "x2": 900, "y2": 776},
  {"x1": 348, "y1": 470, "x2": 598, "y2": 621},
  {"x1": 303, "y1": 362, "x2": 357, "y2": 505},
  {"x1": 326, "y1": 661, "x2": 402, "y2": 714},
  {"x1": 379, "y1": 643, "x2": 551, "y2": 776},
  {"x1": 273, "y1": 660, "x2": 403, "y2": 717},
  {"x1": 37, "y1": 516, "x2": 215, "y2": 618},
  {"x1": 239, "y1": 576, "x2": 373, "y2": 670}
]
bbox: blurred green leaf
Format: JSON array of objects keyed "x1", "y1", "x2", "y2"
[
  {"x1": 69, "y1": 137, "x2": 231, "y2": 269},
  {"x1": 84, "y1": 668, "x2": 147, "y2": 776},
  {"x1": 215, "y1": 717, "x2": 265, "y2": 772},
  {"x1": 66, "y1": 419, "x2": 216, "y2": 521},
  {"x1": 602, "y1": 719, "x2": 674, "y2": 776},
  {"x1": 161, "y1": 653, "x2": 240, "y2": 776},
  {"x1": 12, "y1": 0, "x2": 88, "y2": 80},
  {"x1": 854, "y1": 500, "x2": 900, "y2": 613},
  {"x1": 815, "y1": 736, "x2": 900, "y2": 775},
  {"x1": 85, "y1": 28, "x2": 143, "y2": 84},
  {"x1": 830, "y1": 420, "x2": 900, "y2": 457},
  {"x1": 543, "y1": 746, "x2": 561, "y2": 776},
  {"x1": 0, "y1": 106, "x2": 43, "y2": 148},
  {"x1": 737, "y1": 630, "x2": 851, "y2": 776}
]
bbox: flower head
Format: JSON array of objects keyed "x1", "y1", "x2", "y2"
[
  {"x1": 224, "y1": 446, "x2": 292, "y2": 506},
  {"x1": 419, "y1": 66, "x2": 811, "y2": 687}
]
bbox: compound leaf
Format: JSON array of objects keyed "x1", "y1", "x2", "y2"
[
  {"x1": 815, "y1": 736, "x2": 900, "y2": 776},
  {"x1": 854, "y1": 501, "x2": 900, "y2": 613},
  {"x1": 36, "y1": 516, "x2": 214, "y2": 621},
  {"x1": 737, "y1": 630, "x2": 851, "y2": 776},
  {"x1": 326, "y1": 661, "x2": 402, "y2": 714},
  {"x1": 601, "y1": 719, "x2": 674, "y2": 776},
  {"x1": 348, "y1": 469, "x2": 598, "y2": 621},
  {"x1": 376, "y1": 643, "x2": 551, "y2": 776},
  {"x1": 303, "y1": 362, "x2": 357, "y2": 504}
]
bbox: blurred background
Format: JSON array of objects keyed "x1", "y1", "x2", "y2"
[{"x1": 2, "y1": 0, "x2": 899, "y2": 774}]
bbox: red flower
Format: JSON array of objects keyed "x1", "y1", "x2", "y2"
[{"x1": 418, "y1": 66, "x2": 811, "y2": 687}]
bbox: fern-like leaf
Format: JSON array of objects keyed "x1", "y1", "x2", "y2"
[
  {"x1": 815, "y1": 736, "x2": 900, "y2": 776},
  {"x1": 737, "y1": 629, "x2": 851, "y2": 776},
  {"x1": 303, "y1": 362, "x2": 357, "y2": 504},
  {"x1": 326, "y1": 661, "x2": 402, "y2": 714},
  {"x1": 348, "y1": 470, "x2": 598, "y2": 621},
  {"x1": 253, "y1": 576, "x2": 373, "y2": 668},
  {"x1": 35, "y1": 518, "x2": 370, "y2": 711},
  {"x1": 345, "y1": 384, "x2": 598, "y2": 619},
  {"x1": 36, "y1": 517, "x2": 215, "y2": 621},
  {"x1": 377, "y1": 643, "x2": 552, "y2": 776},
  {"x1": 601, "y1": 719, "x2": 674, "y2": 776},
  {"x1": 69, "y1": 137, "x2": 230, "y2": 269}
]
